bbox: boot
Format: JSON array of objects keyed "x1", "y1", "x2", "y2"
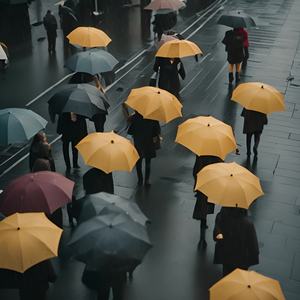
[
  {"x1": 144, "y1": 161, "x2": 151, "y2": 186},
  {"x1": 228, "y1": 72, "x2": 234, "y2": 84},
  {"x1": 235, "y1": 72, "x2": 240, "y2": 82},
  {"x1": 198, "y1": 223, "x2": 207, "y2": 250}
]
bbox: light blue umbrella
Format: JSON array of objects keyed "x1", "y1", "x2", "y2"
[
  {"x1": 66, "y1": 49, "x2": 119, "y2": 75},
  {"x1": 0, "y1": 108, "x2": 47, "y2": 146}
]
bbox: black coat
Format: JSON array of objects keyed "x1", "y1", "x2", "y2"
[
  {"x1": 57, "y1": 113, "x2": 87, "y2": 142},
  {"x1": 222, "y1": 30, "x2": 244, "y2": 64},
  {"x1": 192, "y1": 156, "x2": 223, "y2": 220},
  {"x1": 153, "y1": 57, "x2": 185, "y2": 97},
  {"x1": 127, "y1": 113, "x2": 161, "y2": 159},
  {"x1": 43, "y1": 13, "x2": 57, "y2": 37},
  {"x1": 213, "y1": 208, "x2": 259, "y2": 268},
  {"x1": 241, "y1": 108, "x2": 268, "y2": 134}
]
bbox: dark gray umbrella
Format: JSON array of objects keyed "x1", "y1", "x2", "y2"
[
  {"x1": 68, "y1": 213, "x2": 152, "y2": 268},
  {"x1": 78, "y1": 192, "x2": 149, "y2": 225},
  {"x1": 66, "y1": 50, "x2": 119, "y2": 75},
  {"x1": 0, "y1": 108, "x2": 47, "y2": 146},
  {"x1": 217, "y1": 11, "x2": 256, "y2": 28},
  {"x1": 48, "y1": 84, "x2": 109, "y2": 122}
]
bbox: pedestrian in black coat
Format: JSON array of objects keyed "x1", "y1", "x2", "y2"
[
  {"x1": 57, "y1": 112, "x2": 87, "y2": 171},
  {"x1": 153, "y1": 57, "x2": 185, "y2": 98},
  {"x1": 241, "y1": 108, "x2": 268, "y2": 157},
  {"x1": 192, "y1": 155, "x2": 223, "y2": 249},
  {"x1": 213, "y1": 207, "x2": 259, "y2": 276},
  {"x1": 127, "y1": 112, "x2": 161, "y2": 186},
  {"x1": 18, "y1": 260, "x2": 57, "y2": 300},
  {"x1": 222, "y1": 28, "x2": 244, "y2": 83},
  {"x1": 43, "y1": 10, "x2": 58, "y2": 53}
]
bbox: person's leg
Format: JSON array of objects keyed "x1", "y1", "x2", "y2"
[
  {"x1": 97, "y1": 286, "x2": 110, "y2": 300},
  {"x1": 228, "y1": 64, "x2": 234, "y2": 83},
  {"x1": 246, "y1": 133, "x2": 252, "y2": 156},
  {"x1": 136, "y1": 158, "x2": 143, "y2": 185},
  {"x1": 253, "y1": 132, "x2": 261, "y2": 156},
  {"x1": 144, "y1": 158, "x2": 151, "y2": 186},
  {"x1": 235, "y1": 63, "x2": 241, "y2": 82},
  {"x1": 62, "y1": 139, "x2": 71, "y2": 170},
  {"x1": 111, "y1": 273, "x2": 127, "y2": 300},
  {"x1": 198, "y1": 218, "x2": 207, "y2": 249},
  {"x1": 52, "y1": 35, "x2": 56, "y2": 52},
  {"x1": 71, "y1": 140, "x2": 79, "y2": 168}
]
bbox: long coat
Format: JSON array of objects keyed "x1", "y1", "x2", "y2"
[
  {"x1": 241, "y1": 108, "x2": 268, "y2": 134},
  {"x1": 222, "y1": 29, "x2": 244, "y2": 64},
  {"x1": 127, "y1": 113, "x2": 161, "y2": 159},
  {"x1": 57, "y1": 113, "x2": 87, "y2": 142},
  {"x1": 213, "y1": 207, "x2": 259, "y2": 268},
  {"x1": 192, "y1": 155, "x2": 223, "y2": 220},
  {"x1": 153, "y1": 57, "x2": 185, "y2": 97},
  {"x1": 29, "y1": 141, "x2": 55, "y2": 172}
]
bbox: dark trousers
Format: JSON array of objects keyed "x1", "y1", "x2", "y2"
[
  {"x1": 246, "y1": 132, "x2": 261, "y2": 155},
  {"x1": 62, "y1": 139, "x2": 78, "y2": 168},
  {"x1": 136, "y1": 158, "x2": 151, "y2": 182},
  {"x1": 97, "y1": 273, "x2": 126, "y2": 300},
  {"x1": 19, "y1": 289, "x2": 47, "y2": 300},
  {"x1": 222, "y1": 264, "x2": 248, "y2": 277},
  {"x1": 47, "y1": 31, "x2": 56, "y2": 52}
]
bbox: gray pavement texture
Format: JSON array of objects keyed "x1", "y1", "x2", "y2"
[{"x1": 1, "y1": 0, "x2": 300, "y2": 299}]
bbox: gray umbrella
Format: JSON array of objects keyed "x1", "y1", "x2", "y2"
[
  {"x1": 66, "y1": 50, "x2": 119, "y2": 75},
  {"x1": 78, "y1": 192, "x2": 149, "y2": 225},
  {"x1": 68, "y1": 213, "x2": 152, "y2": 269},
  {"x1": 217, "y1": 11, "x2": 256, "y2": 28},
  {"x1": 0, "y1": 108, "x2": 47, "y2": 146}
]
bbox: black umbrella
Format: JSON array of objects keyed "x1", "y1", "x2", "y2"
[
  {"x1": 217, "y1": 11, "x2": 256, "y2": 28},
  {"x1": 68, "y1": 213, "x2": 152, "y2": 269},
  {"x1": 48, "y1": 84, "x2": 109, "y2": 122}
]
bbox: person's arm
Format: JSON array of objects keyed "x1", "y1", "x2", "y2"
[{"x1": 178, "y1": 60, "x2": 186, "y2": 80}]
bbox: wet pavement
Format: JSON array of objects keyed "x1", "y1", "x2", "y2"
[{"x1": 1, "y1": 0, "x2": 300, "y2": 299}]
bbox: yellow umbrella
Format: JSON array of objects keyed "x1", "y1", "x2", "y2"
[
  {"x1": 125, "y1": 86, "x2": 182, "y2": 123},
  {"x1": 231, "y1": 82, "x2": 285, "y2": 114},
  {"x1": 76, "y1": 131, "x2": 139, "y2": 173},
  {"x1": 195, "y1": 162, "x2": 263, "y2": 208},
  {"x1": 0, "y1": 213, "x2": 62, "y2": 273},
  {"x1": 156, "y1": 39, "x2": 203, "y2": 58},
  {"x1": 67, "y1": 27, "x2": 111, "y2": 48},
  {"x1": 210, "y1": 268, "x2": 286, "y2": 300},
  {"x1": 175, "y1": 116, "x2": 237, "y2": 160}
]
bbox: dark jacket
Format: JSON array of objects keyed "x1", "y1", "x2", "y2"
[
  {"x1": 213, "y1": 207, "x2": 259, "y2": 267},
  {"x1": 43, "y1": 12, "x2": 57, "y2": 36},
  {"x1": 192, "y1": 155, "x2": 223, "y2": 220},
  {"x1": 222, "y1": 29, "x2": 244, "y2": 64},
  {"x1": 29, "y1": 142, "x2": 55, "y2": 172},
  {"x1": 57, "y1": 113, "x2": 87, "y2": 142},
  {"x1": 83, "y1": 168, "x2": 114, "y2": 195},
  {"x1": 241, "y1": 108, "x2": 268, "y2": 134},
  {"x1": 127, "y1": 113, "x2": 161, "y2": 159},
  {"x1": 153, "y1": 57, "x2": 185, "y2": 97}
]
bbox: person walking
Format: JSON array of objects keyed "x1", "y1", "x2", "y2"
[
  {"x1": 213, "y1": 207, "x2": 259, "y2": 276},
  {"x1": 241, "y1": 108, "x2": 268, "y2": 158},
  {"x1": 43, "y1": 10, "x2": 58, "y2": 53},
  {"x1": 57, "y1": 112, "x2": 87, "y2": 172},
  {"x1": 222, "y1": 28, "x2": 244, "y2": 84},
  {"x1": 127, "y1": 111, "x2": 161, "y2": 186},
  {"x1": 192, "y1": 155, "x2": 223, "y2": 249},
  {"x1": 153, "y1": 57, "x2": 185, "y2": 98},
  {"x1": 29, "y1": 132, "x2": 56, "y2": 172}
]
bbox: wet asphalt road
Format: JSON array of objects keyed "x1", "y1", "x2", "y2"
[{"x1": 1, "y1": 0, "x2": 300, "y2": 299}]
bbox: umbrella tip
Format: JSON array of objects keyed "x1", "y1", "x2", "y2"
[
  {"x1": 261, "y1": 85, "x2": 264, "y2": 89},
  {"x1": 230, "y1": 174, "x2": 233, "y2": 177},
  {"x1": 207, "y1": 123, "x2": 210, "y2": 127},
  {"x1": 111, "y1": 140, "x2": 114, "y2": 144},
  {"x1": 17, "y1": 227, "x2": 20, "y2": 231},
  {"x1": 247, "y1": 285, "x2": 251, "y2": 288}
]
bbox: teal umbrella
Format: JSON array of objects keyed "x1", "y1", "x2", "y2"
[
  {"x1": 66, "y1": 49, "x2": 119, "y2": 75},
  {"x1": 0, "y1": 108, "x2": 47, "y2": 146}
]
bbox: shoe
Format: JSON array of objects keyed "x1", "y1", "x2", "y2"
[
  {"x1": 66, "y1": 166, "x2": 71, "y2": 173},
  {"x1": 228, "y1": 72, "x2": 234, "y2": 84},
  {"x1": 253, "y1": 147, "x2": 258, "y2": 156}
]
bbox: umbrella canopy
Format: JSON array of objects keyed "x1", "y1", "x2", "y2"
[
  {"x1": 156, "y1": 39, "x2": 203, "y2": 58},
  {"x1": 175, "y1": 116, "x2": 237, "y2": 160},
  {"x1": 145, "y1": 0, "x2": 185, "y2": 11},
  {"x1": 48, "y1": 84, "x2": 109, "y2": 121},
  {"x1": 66, "y1": 49, "x2": 119, "y2": 75},
  {"x1": 217, "y1": 11, "x2": 256, "y2": 28},
  {"x1": 0, "y1": 212, "x2": 62, "y2": 273},
  {"x1": 158, "y1": 33, "x2": 178, "y2": 48},
  {"x1": 125, "y1": 86, "x2": 182, "y2": 123},
  {"x1": 68, "y1": 213, "x2": 152, "y2": 269},
  {"x1": 76, "y1": 131, "x2": 139, "y2": 173},
  {"x1": 195, "y1": 162, "x2": 264, "y2": 208},
  {"x1": 78, "y1": 192, "x2": 149, "y2": 226},
  {"x1": 0, "y1": 44, "x2": 8, "y2": 60},
  {"x1": 209, "y1": 268, "x2": 286, "y2": 300},
  {"x1": 67, "y1": 26, "x2": 111, "y2": 48},
  {"x1": 0, "y1": 108, "x2": 47, "y2": 146},
  {"x1": 0, "y1": 171, "x2": 74, "y2": 215},
  {"x1": 231, "y1": 82, "x2": 285, "y2": 114}
]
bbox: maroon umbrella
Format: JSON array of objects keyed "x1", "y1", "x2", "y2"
[{"x1": 0, "y1": 171, "x2": 74, "y2": 215}]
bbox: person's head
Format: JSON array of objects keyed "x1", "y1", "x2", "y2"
[
  {"x1": 47, "y1": 10, "x2": 51, "y2": 15},
  {"x1": 32, "y1": 159, "x2": 51, "y2": 172},
  {"x1": 32, "y1": 132, "x2": 47, "y2": 144}
]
